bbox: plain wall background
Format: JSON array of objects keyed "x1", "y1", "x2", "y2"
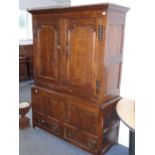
[
  {"x1": 19, "y1": 0, "x2": 70, "y2": 9},
  {"x1": 0, "y1": 0, "x2": 155, "y2": 155}
]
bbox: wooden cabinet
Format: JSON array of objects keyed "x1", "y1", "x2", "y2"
[
  {"x1": 29, "y1": 3, "x2": 129, "y2": 155},
  {"x1": 34, "y1": 18, "x2": 60, "y2": 84},
  {"x1": 34, "y1": 16, "x2": 100, "y2": 102},
  {"x1": 19, "y1": 56, "x2": 29, "y2": 81},
  {"x1": 19, "y1": 44, "x2": 33, "y2": 80}
]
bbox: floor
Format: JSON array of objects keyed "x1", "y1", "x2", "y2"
[{"x1": 19, "y1": 80, "x2": 129, "y2": 155}]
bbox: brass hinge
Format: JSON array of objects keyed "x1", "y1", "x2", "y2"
[
  {"x1": 96, "y1": 80, "x2": 100, "y2": 95},
  {"x1": 98, "y1": 25, "x2": 104, "y2": 42}
]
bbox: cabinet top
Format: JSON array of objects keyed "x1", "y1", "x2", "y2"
[{"x1": 28, "y1": 3, "x2": 129, "y2": 14}]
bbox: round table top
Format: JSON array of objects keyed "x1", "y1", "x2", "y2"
[{"x1": 116, "y1": 98, "x2": 135, "y2": 131}]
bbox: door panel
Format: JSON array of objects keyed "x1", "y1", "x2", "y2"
[
  {"x1": 62, "y1": 18, "x2": 99, "y2": 99},
  {"x1": 38, "y1": 26, "x2": 58, "y2": 78},
  {"x1": 34, "y1": 17, "x2": 60, "y2": 86},
  {"x1": 69, "y1": 27, "x2": 95, "y2": 87}
]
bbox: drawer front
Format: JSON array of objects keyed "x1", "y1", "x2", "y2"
[
  {"x1": 34, "y1": 114, "x2": 64, "y2": 137},
  {"x1": 34, "y1": 114, "x2": 49, "y2": 129},
  {"x1": 66, "y1": 128, "x2": 97, "y2": 152}
]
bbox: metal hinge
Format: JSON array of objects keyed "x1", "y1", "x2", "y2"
[
  {"x1": 98, "y1": 25, "x2": 104, "y2": 42},
  {"x1": 33, "y1": 29, "x2": 37, "y2": 41},
  {"x1": 96, "y1": 80, "x2": 100, "y2": 95}
]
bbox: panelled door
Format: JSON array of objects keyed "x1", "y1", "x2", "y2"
[
  {"x1": 60, "y1": 17, "x2": 102, "y2": 101},
  {"x1": 33, "y1": 15, "x2": 61, "y2": 87},
  {"x1": 33, "y1": 15, "x2": 104, "y2": 102}
]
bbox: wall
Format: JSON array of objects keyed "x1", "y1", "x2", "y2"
[{"x1": 19, "y1": 0, "x2": 70, "y2": 9}]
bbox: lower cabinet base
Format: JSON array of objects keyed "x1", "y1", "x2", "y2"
[{"x1": 32, "y1": 86, "x2": 120, "y2": 155}]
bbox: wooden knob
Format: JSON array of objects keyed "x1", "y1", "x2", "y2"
[
  {"x1": 68, "y1": 89, "x2": 72, "y2": 93},
  {"x1": 102, "y1": 11, "x2": 106, "y2": 15}
]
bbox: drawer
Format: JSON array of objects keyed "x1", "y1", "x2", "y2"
[
  {"x1": 83, "y1": 137, "x2": 97, "y2": 151},
  {"x1": 34, "y1": 114, "x2": 64, "y2": 137},
  {"x1": 66, "y1": 128, "x2": 77, "y2": 140},
  {"x1": 66, "y1": 128, "x2": 97, "y2": 151},
  {"x1": 35, "y1": 116, "x2": 49, "y2": 129},
  {"x1": 49, "y1": 122, "x2": 64, "y2": 136}
]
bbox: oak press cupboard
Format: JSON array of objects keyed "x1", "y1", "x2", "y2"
[{"x1": 29, "y1": 3, "x2": 129, "y2": 155}]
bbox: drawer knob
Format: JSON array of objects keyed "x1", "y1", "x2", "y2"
[
  {"x1": 102, "y1": 11, "x2": 106, "y2": 15},
  {"x1": 35, "y1": 89, "x2": 38, "y2": 93},
  {"x1": 68, "y1": 89, "x2": 72, "y2": 93}
]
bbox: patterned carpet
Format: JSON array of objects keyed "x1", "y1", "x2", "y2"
[{"x1": 19, "y1": 81, "x2": 129, "y2": 155}]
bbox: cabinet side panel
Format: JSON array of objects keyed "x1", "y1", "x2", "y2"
[
  {"x1": 102, "y1": 100, "x2": 120, "y2": 153},
  {"x1": 104, "y1": 10, "x2": 126, "y2": 102}
]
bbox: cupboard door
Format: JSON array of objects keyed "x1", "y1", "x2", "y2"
[
  {"x1": 34, "y1": 16, "x2": 60, "y2": 87},
  {"x1": 61, "y1": 17, "x2": 101, "y2": 101}
]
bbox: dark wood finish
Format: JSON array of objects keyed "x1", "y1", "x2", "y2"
[
  {"x1": 19, "y1": 44, "x2": 34, "y2": 80},
  {"x1": 29, "y1": 3, "x2": 129, "y2": 155},
  {"x1": 19, "y1": 56, "x2": 29, "y2": 81}
]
